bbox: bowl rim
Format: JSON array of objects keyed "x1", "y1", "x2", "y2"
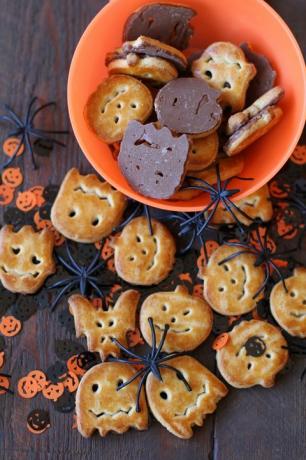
[{"x1": 67, "y1": 0, "x2": 306, "y2": 212}]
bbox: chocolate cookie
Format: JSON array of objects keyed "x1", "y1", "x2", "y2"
[
  {"x1": 155, "y1": 78, "x2": 222, "y2": 136},
  {"x1": 123, "y1": 3, "x2": 196, "y2": 50},
  {"x1": 118, "y1": 120, "x2": 190, "y2": 199},
  {"x1": 240, "y1": 43, "x2": 277, "y2": 105}
]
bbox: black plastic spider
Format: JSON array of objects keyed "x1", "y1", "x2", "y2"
[
  {"x1": 114, "y1": 199, "x2": 153, "y2": 235},
  {"x1": 0, "y1": 373, "x2": 13, "y2": 395},
  {"x1": 218, "y1": 226, "x2": 295, "y2": 298},
  {"x1": 0, "y1": 97, "x2": 69, "y2": 170},
  {"x1": 177, "y1": 165, "x2": 254, "y2": 238},
  {"x1": 109, "y1": 317, "x2": 191, "y2": 412},
  {"x1": 48, "y1": 241, "x2": 111, "y2": 311}
]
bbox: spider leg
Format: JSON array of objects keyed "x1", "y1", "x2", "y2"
[
  {"x1": 185, "y1": 176, "x2": 216, "y2": 194},
  {"x1": 197, "y1": 199, "x2": 220, "y2": 235},
  {"x1": 144, "y1": 205, "x2": 153, "y2": 236},
  {"x1": 224, "y1": 197, "x2": 255, "y2": 223},
  {"x1": 111, "y1": 337, "x2": 145, "y2": 360},
  {"x1": 158, "y1": 364, "x2": 192, "y2": 391},
  {"x1": 29, "y1": 128, "x2": 67, "y2": 147},
  {"x1": 254, "y1": 226, "x2": 265, "y2": 252},
  {"x1": 0, "y1": 134, "x2": 24, "y2": 171},
  {"x1": 0, "y1": 384, "x2": 14, "y2": 395},
  {"x1": 88, "y1": 279, "x2": 105, "y2": 299},
  {"x1": 30, "y1": 101, "x2": 56, "y2": 124},
  {"x1": 0, "y1": 373, "x2": 11, "y2": 378},
  {"x1": 48, "y1": 276, "x2": 78, "y2": 289},
  {"x1": 148, "y1": 318, "x2": 157, "y2": 358},
  {"x1": 0, "y1": 114, "x2": 19, "y2": 126},
  {"x1": 87, "y1": 260, "x2": 106, "y2": 276},
  {"x1": 3, "y1": 105, "x2": 23, "y2": 127},
  {"x1": 87, "y1": 249, "x2": 103, "y2": 274},
  {"x1": 178, "y1": 229, "x2": 196, "y2": 255},
  {"x1": 135, "y1": 369, "x2": 150, "y2": 412},
  {"x1": 50, "y1": 280, "x2": 78, "y2": 311},
  {"x1": 252, "y1": 263, "x2": 270, "y2": 299},
  {"x1": 24, "y1": 132, "x2": 38, "y2": 169},
  {"x1": 108, "y1": 357, "x2": 145, "y2": 366},
  {"x1": 25, "y1": 97, "x2": 38, "y2": 124},
  {"x1": 218, "y1": 249, "x2": 254, "y2": 265},
  {"x1": 156, "y1": 353, "x2": 181, "y2": 363},
  {"x1": 117, "y1": 367, "x2": 147, "y2": 391},
  {"x1": 153, "y1": 324, "x2": 170, "y2": 360},
  {"x1": 223, "y1": 241, "x2": 253, "y2": 250},
  {"x1": 56, "y1": 254, "x2": 80, "y2": 276},
  {"x1": 269, "y1": 260, "x2": 287, "y2": 292},
  {"x1": 221, "y1": 198, "x2": 245, "y2": 232}
]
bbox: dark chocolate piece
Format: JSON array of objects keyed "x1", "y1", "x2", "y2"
[
  {"x1": 118, "y1": 120, "x2": 190, "y2": 199},
  {"x1": 240, "y1": 43, "x2": 277, "y2": 105},
  {"x1": 123, "y1": 3, "x2": 196, "y2": 50},
  {"x1": 155, "y1": 78, "x2": 222, "y2": 135}
]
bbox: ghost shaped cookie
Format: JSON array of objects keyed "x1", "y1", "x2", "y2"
[
  {"x1": 200, "y1": 244, "x2": 265, "y2": 315},
  {"x1": 146, "y1": 355, "x2": 228, "y2": 439},
  {"x1": 211, "y1": 184, "x2": 273, "y2": 226},
  {"x1": 216, "y1": 320, "x2": 288, "y2": 388},
  {"x1": 155, "y1": 77, "x2": 222, "y2": 137},
  {"x1": 51, "y1": 168, "x2": 126, "y2": 243},
  {"x1": 192, "y1": 41, "x2": 257, "y2": 112},
  {"x1": 270, "y1": 268, "x2": 306, "y2": 338},
  {"x1": 0, "y1": 225, "x2": 55, "y2": 294},
  {"x1": 112, "y1": 216, "x2": 176, "y2": 286},
  {"x1": 118, "y1": 120, "x2": 190, "y2": 199},
  {"x1": 85, "y1": 75, "x2": 153, "y2": 143},
  {"x1": 76, "y1": 362, "x2": 148, "y2": 437},
  {"x1": 140, "y1": 285, "x2": 213, "y2": 352},
  {"x1": 68, "y1": 290, "x2": 140, "y2": 360}
]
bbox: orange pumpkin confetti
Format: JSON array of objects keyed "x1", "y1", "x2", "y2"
[
  {"x1": 0, "y1": 184, "x2": 14, "y2": 206},
  {"x1": 127, "y1": 328, "x2": 144, "y2": 347},
  {"x1": 27, "y1": 370, "x2": 47, "y2": 391},
  {"x1": 212, "y1": 333, "x2": 229, "y2": 351},
  {"x1": 290, "y1": 145, "x2": 306, "y2": 165},
  {"x1": 0, "y1": 375, "x2": 10, "y2": 395},
  {"x1": 16, "y1": 190, "x2": 37, "y2": 212},
  {"x1": 0, "y1": 316, "x2": 22, "y2": 337},
  {"x1": 67, "y1": 355, "x2": 85, "y2": 377},
  {"x1": 1, "y1": 167, "x2": 23, "y2": 188},
  {"x1": 3, "y1": 137, "x2": 24, "y2": 157},
  {"x1": 42, "y1": 381, "x2": 64, "y2": 401},
  {"x1": 29, "y1": 185, "x2": 45, "y2": 207},
  {"x1": 63, "y1": 372, "x2": 79, "y2": 393},
  {"x1": 18, "y1": 376, "x2": 39, "y2": 399}
]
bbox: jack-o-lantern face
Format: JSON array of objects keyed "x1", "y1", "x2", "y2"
[
  {"x1": 51, "y1": 168, "x2": 127, "y2": 243},
  {"x1": 290, "y1": 145, "x2": 306, "y2": 165},
  {"x1": 1, "y1": 167, "x2": 23, "y2": 188},
  {"x1": 0, "y1": 315, "x2": 22, "y2": 337},
  {"x1": 0, "y1": 185, "x2": 14, "y2": 206},
  {"x1": 63, "y1": 371, "x2": 79, "y2": 393},
  {"x1": 27, "y1": 409, "x2": 50, "y2": 434},
  {"x1": 140, "y1": 286, "x2": 213, "y2": 352},
  {"x1": 29, "y1": 186, "x2": 45, "y2": 207},
  {"x1": 18, "y1": 376, "x2": 39, "y2": 398},
  {"x1": 146, "y1": 356, "x2": 228, "y2": 439},
  {"x1": 0, "y1": 225, "x2": 56, "y2": 294},
  {"x1": 2, "y1": 137, "x2": 24, "y2": 158},
  {"x1": 269, "y1": 180, "x2": 290, "y2": 198},
  {"x1": 76, "y1": 362, "x2": 148, "y2": 437},
  {"x1": 67, "y1": 355, "x2": 86, "y2": 376},
  {"x1": 0, "y1": 374, "x2": 10, "y2": 395},
  {"x1": 42, "y1": 381, "x2": 64, "y2": 401},
  {"x1": 270, "y1": 268, "x2": 306, "y2": 338},
  {"x1": 16, "y1": 190, "x2": 37, "y2": 212}
]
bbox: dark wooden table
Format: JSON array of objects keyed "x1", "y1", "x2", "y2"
[{"x1": 0, "y1": 1, "x2": 305, "y2": 459}]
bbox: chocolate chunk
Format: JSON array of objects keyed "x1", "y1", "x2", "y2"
[
  {"x1": 240, "y1": 43, "x2": 277, "y2": 105},
  {"x1": 118, "y1": 120, "x2": 190, "y2": 199},
  {"x1": 155, "y1": 77, "x2": 222, "y2": 135},
  {"x1": 123, "y1": 3, "x2": 196, "y2": 50}
]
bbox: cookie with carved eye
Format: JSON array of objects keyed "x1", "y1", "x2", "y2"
[
  {"x1": 68, "y1": 290, "x2": 140, "y2": 360},
  {"x1": 146, "y1": 355, "x2": 228, "y2": 439},
  {"x1": 192, "y1": 41, "x2": 257, "y2": 113},
  {"x1": 0, "y1": 225, "x2": 55, "y2": 294},
  {"x1": 106, "y1": 36, "x2": 188, "y2": 85},
  {"x1": 216, "y1": 320, "x2": 288, "y2": 388},
  {"x1": 112, "y1": 216, "x2": 176, "y2": 286},
  {"x1": 76, "y1": 362, "x2": 148, "y2": 437},
  {"x1": 211, "y1": 184, "x2": 273, "y2": 226},
  {"x1": 200, "y1": 244, "x2": 265, "y2": 315},
  {"x1": 270, "y1": 268, "x2": 306, "y2": 338},
  {"x1": 51, "y1": 168, "x2": 126, "y2": 243},
  {"x1": 187, "y1": 132, "x2": 219, "y2": 172},
  {"x1": 85, "y1": 75, "x2": 153, "y2": 143},
  {"x1": 140, "y1": 286, "x2": 213, "y2": 352}
]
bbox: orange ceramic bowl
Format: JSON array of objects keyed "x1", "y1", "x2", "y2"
[{"x1": 68, "y1": 0, "x2": 306, "y2": 211}]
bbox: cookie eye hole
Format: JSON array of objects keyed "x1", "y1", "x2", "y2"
[
  {"x1": 290, "y1": 291, "x2": 296, "y2": 298},
  {"x1": 153, "y1": 236, "x2": 157, "y2": 244},
  {"x1": 117, "y1": 379, "x2": 124, "y2": 388},
  {"x1": 171, "y1": 317, "x2": 176, "y2": 323},
  {"x1": 92, "y1": 217, "x2": 100, "y2": 226},
  {"x1": 160, "y1": 391, "x2": 168, "y2": 400},
  {"x1": 223, "y1": 81, "x2": 231, "y2": 89},
  {"x1": 136, "y1": 235, "x2": 142, "y2": 243},
  {"x1": 161, "y1": 305, "x2": 167, "y2": 311},
  {"x1": 183, "y1": 310, "x2": 190, "y2": 316},
  {"x1": 218, "y1": 286, "x2": 225, "y2": 292},
  {"x1": 303, "y1": 300, "x2": 306, "y2": 305},
  {"x1": 100, "y1": 336, "x2": 106, "y2": 343},
  {"x1": 247, "y1": 363, "x2": 252, "y2": 370},
  {"x1": 108, "y1": 320, "x2": 114, "y2": 327},
  {"x1": 32, "y1": 256, "x2": 41, "y2": 265},
  {"x1": 266, "y1": 354, "x2": 271, "y2": 359},
  {"x1": 206, "y1": 57, "x2": 213, "y2": 63},
  {"x1": 223, "y1": 264, "x2": 230, "y2": 272},
  {"x1": 92, "y1": 384, "x2": 99, "y2": 392},
  {"x1": 96, "y1": 321, "x2": 103, "y2": 328},
  {"x1": 191, "y1": 148, "x2": 197, "y2": 154},
  {"x1": 230, "y1": 278, "x2": 237, "y2": 284},
  {"x1": 114, "y1": 116, "x2": 120, "y2": 124},
  {"x1": 141, "y1": 249, "x2": 148, "y2": 255},
  {"x1": 11, "y1": 247, "x2": 20, "y2": 255},
  {"x1": 69, "y1": 210, "x2": 76, "y2": 218},
  {"x1": 236, "y1": 62, "x2": 242, "y2": 69},
  {"x1": 116, "y1": 102, "x2": 122, "y2": 109},
  {"x1": 130, "y1": 103, "x2": 137, "y2": 109},
  {"x1": 204, "y1": 70, "x2": 212, "y2": 79},
  {"x1": 128, "y1": 256, "x2": 135, "y2": 262}
]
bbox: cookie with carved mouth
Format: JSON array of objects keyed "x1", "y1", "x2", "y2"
[
  {"x1": 112, "y1": 216, "x2": 176, "y2": 286},
  {"x1": 0, "y1": 225, "x2": 55, "y2": 294},
  {"x1": 118, "y1": 120, "x2": 190, "y2": 199},
  {"x1": 140, "y1": 286, "x2": 213, "y2": 352},
  {"x1": 68, "y1": 290, "x2": 140, "y2": 361},
  {"x1": 106, "y1": 36, "x2": 187, "y2": 85},
  {"x1": 85, "y1": 75, "x2": 153, "y2": 143},
  {"x1": 192, "y1": 41, "x2": 257, "y2": 113},
  {"x1": 270, "y1": 268, "x2": 306, "y2": 338},
  {"x1": 51, "y1": 168, "x2": 127, "y2": 243},
  {"x1": 146, "y1": 355, "x2": 228, "y2": 439},
  {"x1": 76, "y1": 362, "x2": 148, "y2": 437},
  {"x1": 155, "y1": 77, "x2": 222, "y2": 137},
  {"x1": 211, "y1": 184, "x2": 273, "y2": 226},
  {"x1": 123, "y1": 3, "x2": 196, "y2": 50},
  {"x1": 216, "y1": 320, "x2": 288, "y2": 388},
  {"x1": 200, "y1": 244, "x2": 265, "y2": 315}
]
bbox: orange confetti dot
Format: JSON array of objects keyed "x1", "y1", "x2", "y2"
[
  {"x1": 3, "y1": 137, "x2": 24, "y2": 157},
  {"x1": 212, "y1": 333, "x2": 229, "y2": 351}
]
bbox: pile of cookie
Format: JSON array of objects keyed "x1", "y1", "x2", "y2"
[
  {"x1": 0, "y1": 166, "x2": 305, "y2": 440},
  {"x1": 85, "y1": 2, "x2": 284, "y2": 200}
]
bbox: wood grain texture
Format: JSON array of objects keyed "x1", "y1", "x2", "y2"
[{"x1": 0, "y1": 1, "x2": 305, "y2": 460}]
